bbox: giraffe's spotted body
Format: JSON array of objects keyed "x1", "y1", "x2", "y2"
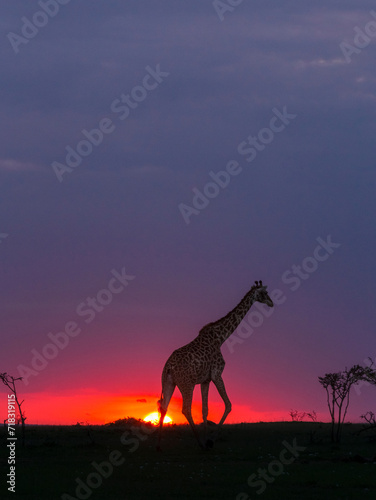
[
  {"x1": 157, "y1": 281, "x2": 273, "y2": 449},
  {"x1": 162, "y1": 335, "x2": 225, "y2": 386}
]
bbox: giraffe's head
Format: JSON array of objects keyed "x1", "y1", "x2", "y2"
[{"x1": 253, "y1": 280, "x2": 273, "y2": 307}]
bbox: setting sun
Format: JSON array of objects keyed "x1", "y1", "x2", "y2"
[{"x1": 143, "y1": 412, "x2": 172, "y2": 425}]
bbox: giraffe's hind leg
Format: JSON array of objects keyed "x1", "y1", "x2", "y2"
[{"x1": 157, "y1": 374, "x2": 175, "y2": 451}]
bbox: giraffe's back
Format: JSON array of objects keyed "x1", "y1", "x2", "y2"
[{"x1": 163, "y1": 337, "x2": 224, "y2": 386}]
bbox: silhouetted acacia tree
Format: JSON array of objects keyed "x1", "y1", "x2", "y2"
[
  {"x1": 318, "y1": 363, "x2": 376, "y2": 443},
  {"x1": 0, "y1": 372, "x2": 26, "y2": 447}
]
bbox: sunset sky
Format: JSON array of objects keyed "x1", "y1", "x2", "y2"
[{"x1": 1, "y1": 1, "x2": 376, "y2": 426}]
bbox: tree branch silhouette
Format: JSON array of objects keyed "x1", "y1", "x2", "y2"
[
  {"x1": 319, "y1": 362, "x2": 376, "y2": 443},
  {"x1": 1, "y1": 372, "x2": 26, "y2": 447}
]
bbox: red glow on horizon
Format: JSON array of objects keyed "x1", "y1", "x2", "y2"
[{"x1": 0, "y1": 389, "x2": 293, "y2": 426}]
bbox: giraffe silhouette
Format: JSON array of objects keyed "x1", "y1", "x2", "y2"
[{"x1": 157, "y1": 280, "x2": 273, "y2": 449}]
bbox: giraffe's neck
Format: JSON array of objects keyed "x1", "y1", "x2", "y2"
[{"x1": 200, "y1": 288, "x2": 256, "y2": 345}]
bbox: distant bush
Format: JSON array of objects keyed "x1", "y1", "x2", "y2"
[
  {"x1": 289, "y1": 410, "x2": 317, "y2": 422},
  {"x1": 359, "y1": 411, "x2": 376, "y2": 435},
  {"x1": 105, "y1": 417, "x2": 154, "y2": 429}
]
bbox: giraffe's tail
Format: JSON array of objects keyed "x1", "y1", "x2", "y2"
[
  {"x1": 157, "y1": 367, "x2": 166, "y2": 414},
  {"x1": 157, "y1": 365, "x2": 171, "y2": 414},
  {"x1": 157, "y1": 391, "x2": 163, "y2": 414}
]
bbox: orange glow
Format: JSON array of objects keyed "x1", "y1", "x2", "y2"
[
  {"x1": 2, "y1": 389, "x2": 292, "y2": 425},
  {"x1": 144, "y1": 412, "x2": 172, "y2": 425}
]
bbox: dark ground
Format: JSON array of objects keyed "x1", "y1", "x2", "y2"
[{"x1": 0, "y1": 421, "x2": 375, "y2": 500}]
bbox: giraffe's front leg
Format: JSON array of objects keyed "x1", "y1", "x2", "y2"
[{"x1": 213, "y1": 376, "x2": 232, "y2": 426}]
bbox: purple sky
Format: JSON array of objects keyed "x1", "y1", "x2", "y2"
[{"x1": 1, "y1": 0, "x2": 375, "y2": 423}]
